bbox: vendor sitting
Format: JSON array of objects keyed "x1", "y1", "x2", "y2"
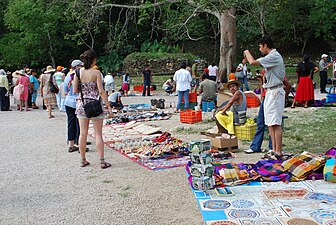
[
  {"x1": 108, "y1": 89, "x2": 124, "y2": 110},
  {"x1": 214, "y1": 79, "x2": 246, "y2": 134},
  {"x1": 162, "y1": 77, "x2": 175, "y2": 94},
  {"x1": 198, "y1": 74, "x2": 217, "y2": 107}
]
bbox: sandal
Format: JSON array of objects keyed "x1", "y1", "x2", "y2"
[
  {"x1": 101, "y1": 161, "x2": 111, "y2": 169},
  {"x1": 68, "y1": 146, "x2": 79, "y2": 153},
  {"x1": 100, "y1": 158, "x2": 111, "y2": 169},
  {"x1": 80, "y1": 159, "x2": 90, "y2": 167}
]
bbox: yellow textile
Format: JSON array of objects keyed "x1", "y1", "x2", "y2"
[{"x1": 215, "y1": 111, "x2": 235, "y2": 134}]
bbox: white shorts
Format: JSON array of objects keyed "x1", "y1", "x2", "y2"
[{"x1": 264, "y1": 87, "x2": 285, "y2": 126}]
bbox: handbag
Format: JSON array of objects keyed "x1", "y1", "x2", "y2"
[
  {"x1": 49, "y1": 73, "x2": 59, "y2": 94},
  {"x1": 13, "y1": 84, "x2": 24, "y2": 100},
  {"x1": 75, "y1": 69, "x2": 103, "y2": 118}
]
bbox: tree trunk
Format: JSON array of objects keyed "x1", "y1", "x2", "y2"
[
  {"x1": 218, "y1": 7, "x2": 236, "y2": 83},
  {"x1": 47, "y1": 30, "x2": 56, "y2": 68}
]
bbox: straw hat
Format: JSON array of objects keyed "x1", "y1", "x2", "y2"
[
  {"x1": 17, "y1": 69, "x2": 27, "y2": 76},
  {"x1": 223, "y1": 79, "x2": 242, "y2": 90},
  {"x1": 44, "y1": 65, "x2": 56, "y2": 74}
]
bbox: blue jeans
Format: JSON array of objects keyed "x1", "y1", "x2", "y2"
[
  {"x1": 142, "y1": 79, "x2": 151, "y2": 96},
  {"x1": 177, "y1": 89, "x2": 190, "y2": 110},
  {"x1": 239, "y1": 76, "x2": 249, "y2": 91},
  {"x1": 249, "y1": 99, "x2": 272, "y2": 151},
  {"x1": 65, "y1": 105, "x2": 80, "y2": 145}
]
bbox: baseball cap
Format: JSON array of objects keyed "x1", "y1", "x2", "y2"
[
  {"x1": 321, "y1": 54, "x2": 328, "y2": 58},
  {"x1": 71, "y1": 60, "x2": 84, "y2": 67},
  {"x1": 195, "y1": 59, "x2": 200, "y2": 63}
]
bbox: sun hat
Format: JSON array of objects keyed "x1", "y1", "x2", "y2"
[
  {"x1": 44, "y1": 65, "x2": 56, "y2": 74},
  {"x1": 321, "y1": 54, "x2": 328, "y2": 58},
  {"x1": 56, "y1": 66, "x2": 64, "y2": 71},
  {"x1": 0, "y1": 69, "x2": 6, "y2": 75},
  {"x1": 17, "y1": 69, "x2": 27, "y2": 76},
  {"x1": 224, "y1": 79, "x2": 242, "y2": 90},
  {"x1": 71, "y1": 60, "x2": 84, "y2": 68}
]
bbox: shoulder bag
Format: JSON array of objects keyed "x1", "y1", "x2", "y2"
[
  {"x1": 75, "y1": 69, "x2": 103, "y2": 118},
  {"x1": 49, "y1": 73, "x2": 59, "y2": 94}
]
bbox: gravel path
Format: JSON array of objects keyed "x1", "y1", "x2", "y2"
[{"x1": 0, "y1": 90, "x2": 326, "y2": 225}]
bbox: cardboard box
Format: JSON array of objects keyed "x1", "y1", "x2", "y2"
[{"x1": 211, "y1": 136, "x2": 238, "y2": 152}]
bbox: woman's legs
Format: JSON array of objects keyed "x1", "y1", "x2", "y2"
[
  {"x1": 78, "y1": 118, "x2": 90, "y2": 163},
  {"x1": 47, "y1": 105, "x2": 54, "y2": 118},
  {"x1": 65, "y1": 106, "x2": 77, "y2": 148},
  {"x1": 19, "y1": 100, "x2": 23, "y2": 111},
  {"x1": 24, "y1": 99, "x2": 28, "y2": 111},
  {"x1": 93, "y1": 118, "x2": 111, "y2": 168}
]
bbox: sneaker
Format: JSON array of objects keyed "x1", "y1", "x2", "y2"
[{"x1": 244, "y1": 149, "x2": 261, "y2": 154}]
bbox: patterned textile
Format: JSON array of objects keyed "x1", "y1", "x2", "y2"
[
  {"x1": 41, "y1": 73, "x2": 57, "y2": 106},
  {"x1": 215, "y1": 163, "x2": 260, "y2": 186},
  {"x1": 324, "y1": 157, "x2": 336, "y2": 182},
  {"x1": 255, "y1": 160, "x2": 291, "y2": 182},
  {"x1": 75, "y1": 82, "x2": 103, "y2": 116},
  {"x1": 282, "y1": 151, "x2": 326, "y2": 179}
]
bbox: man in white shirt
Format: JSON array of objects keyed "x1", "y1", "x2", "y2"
[
  {"x1": 108, "y1": 89, "x2": 124, "y2": 110},
  {"x1": 173, "y1": 62, "x2": 192, "y2": 112},
  {"x1": 104, "y1": 73, "x2": 115, "y2": 95},
  {"x1": 244, "y1": 36, "x2": 285, "y2": 158},
  {"x1": 207, "y1": 62, "x2": 218, "y2": 82}
]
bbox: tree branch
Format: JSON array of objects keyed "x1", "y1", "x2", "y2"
[{"x1": 94, "y1": 0, "x2": 181, "y2": 10}]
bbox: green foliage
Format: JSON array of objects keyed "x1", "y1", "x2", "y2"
[
  {"x1": 96, "y1": 51, "x2": 123, "y2": 74},
  {"x1": 140, "y1": 39, "x2": 182, "y2": 53}
]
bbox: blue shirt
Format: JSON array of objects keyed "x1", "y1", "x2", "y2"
[
  {"x1": 63, "y1": 73, "x2": 78, "y2": 108},
  {"x1": 29, "y1": 76, "x2": 39, "y2": 90}
]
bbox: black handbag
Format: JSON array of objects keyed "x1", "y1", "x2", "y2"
[
  {"x1": 75, "y1": 69, "x2": 103, "y2": 118},
  {"x1": 49, "y1": 73, "x2": 59, "y2": 94}
]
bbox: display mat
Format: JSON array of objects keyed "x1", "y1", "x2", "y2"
[{"x1": 190, "y1": 180, "x2": 336, "y2": 224}]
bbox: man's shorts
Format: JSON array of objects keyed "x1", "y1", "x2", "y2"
[
  {"x1": 264, "y1": 87, "x2": 285, "y2": 126},
  {"x1": 190, "y1": 78, "x2": 200, "y2": 87}
]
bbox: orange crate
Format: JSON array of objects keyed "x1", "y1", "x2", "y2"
[
  {"x1": 182, "y1": 92, "x2": 198, "y2": 103},
  {"x1": 133, "y1": 85, "x2": 154, "y2": 92},
  {"x1": 245, "y1": 92, "x2": 261, "y2": 108},
  {"x1": 180, "y1": 110, "x2": 202, "y2": 124}
]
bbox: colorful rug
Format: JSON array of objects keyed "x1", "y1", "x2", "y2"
[{"x1": 190, "y1": 179, "x2": 336, "y2": 224}]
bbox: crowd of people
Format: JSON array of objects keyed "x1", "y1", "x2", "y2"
[{"x1": 1, "y1": 36, "x2": 335, "y2": 166}]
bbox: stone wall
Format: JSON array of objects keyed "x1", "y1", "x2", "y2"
[{"x1": 123, "y1": 52, "x2": 199, "y2": 75}]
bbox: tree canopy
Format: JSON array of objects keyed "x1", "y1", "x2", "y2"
[{"x1": 0, "y1": 0, "x2": 335, "y2": 72}]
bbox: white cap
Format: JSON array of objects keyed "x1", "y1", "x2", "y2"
[
  {"x1": 71, "y1": 60, "x2": 84, "y2": 67},
  {"x1": 321, "y1": 54, "x2": 328, "y2": 58},
  {"x1": 195, "y1": 59, "x2": 200, "y2": 63}
]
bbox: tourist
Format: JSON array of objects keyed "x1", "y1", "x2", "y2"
[
  {"x1": 162, "y1": 77, "x2": 174, "y2": 95},
  {"x1": 122, "y1": 73, "x2": 131, "y2": 97},
  {"x1": 104, "y1": 72, "x2": 115, "y2": 95},
  {"x1": 29, "y1": 69, "x2": 40, "y2": 109},
  {"x1": 16, "y1": 70, "x2": 30, "y2": 112},
  {"x1": 244, "y1": 36, "x2": 285, "y2": 157},
  {"x1": 40, "y1": 66, "x2": 57, "y2": 118},
  {"x1": 236, "y1": 59, "x2": 249, "y2": 91},
  {"x1": 64, "y1": 60, "x2": 84, "y2": 153},
  {"x1": 214, "y1": 80, "x2": 246, "y2": 134},
  {"x1": 191, "y1": 60, "x2": 200, "y2": 92},
  {"x1": 319, "y1": 54, "x2": 332, "y2": 93},
  {"x1": 73, "y1": 49, "x2": 112, "y2": 169},
  {"x1": 54, "y1": 66, "x2": 65, "y2": 110},
  {"x1": 173, "y1": 61, "x2": 192, "y2": 113},
  {"x1": 198, "y1": 74, "x2": 217, "y2": 107},
  {"x1": 291, "y1": 55, "x2": 319, "y2": 108},
  {"x1": 108, "y1": 89, "x2": 124, "y2": 110},
  {"x1": 208, "y1": 62, "x2": 218, "y2": 82},
  {"x1": 142, "y1": 65, "x2": 152, "y2": 96},
  {"x1": 0, "y1": 69, "x2": 10, "y2": 111}
]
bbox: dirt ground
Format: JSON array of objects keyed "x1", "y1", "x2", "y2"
[{"x1": 0, "y1": 89, "x2": 328, "y2": 225}]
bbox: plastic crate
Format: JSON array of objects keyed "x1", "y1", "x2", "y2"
[
  {"x1": 245, "y1": 91, "x2": 261, "y2": 108},
  {"x1": 202, "y1": 101, "x2": 215, "y2": 112},
  {"x1": 182, "y1": 92, "x2": 198, "y2": 103},
  {"x1": 133, "y1": 85, "x2": 154, "y2": 92},
  {"x1": 234, "y1": 123, "x2": 257, "y2": 141},
  {"x1": 180, "y1": 110, "x2": 202, "y2": 124},
  {"x1": 180, "y1": 102, "x2": 197, "y2": 110}
]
